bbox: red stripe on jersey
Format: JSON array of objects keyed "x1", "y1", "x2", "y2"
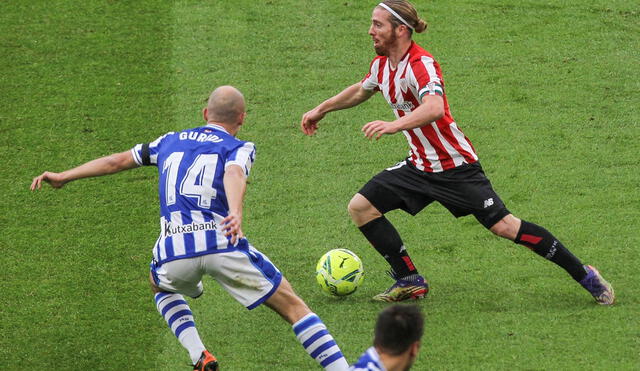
[
  {"x1": 362, "y1": 57, "x2": 383, "y2": 92},
  {"x1": 403, "y1": 122, "x2": 432, "y2": 171},
  {"x1": 400, "y1": 62, "x2": 409, "y2": 79},
  {"x1": 388, "y1": 66, "x2": 398, "y2": 104},
  {"x1": 420, "y1": 125, "x2": 455, "y2": 170},
  {"x1": 399, "y1": 61, "x2": 437, "y2": 170},
  {"x1": 398, "y1": 91, "x2": 444, "y2": 172},
  {"x1": 439, "y1": 123, "x2": 476, "y2": 164},
  {"x1": 520, "y1": 234, "x2": 543, "y2": 245},
  {"x1": 410, "y1": 54, "x2": 431, "y2": 87},
  {"x1": 376, "y1": 60, "x2": 385, "y2": 88}
]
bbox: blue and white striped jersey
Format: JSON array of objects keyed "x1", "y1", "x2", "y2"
[
  {"x1": 131, "y1": 123, "x2": 255, "y2": 265},
  {"x1": 350, "y1": 347, "x2": 386, "y2": 371}
]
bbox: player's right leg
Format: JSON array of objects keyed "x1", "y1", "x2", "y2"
[
  {"x1": 348, "y1": 166, "x2": 430, "y2": 302},
  {"x1": 150, "y1": 260, "x2": 218, "y2": 370},
  {"x1": 264, "y1": 278, "x2": 350, "y2": 371}
]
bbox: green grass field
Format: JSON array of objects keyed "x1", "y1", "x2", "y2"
[{"x1": 2, "y1": 1, "x2": 638, "y2": 369}]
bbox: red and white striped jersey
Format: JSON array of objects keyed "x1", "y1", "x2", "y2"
[{"x1": 361, "y1": 41, "x2": 478, "y2": 172}]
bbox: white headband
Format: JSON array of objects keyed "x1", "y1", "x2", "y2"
[{"x1": 378, "y1": 3, "x2": 414, "y2": 30}]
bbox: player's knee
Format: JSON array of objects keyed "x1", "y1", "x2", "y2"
[
  {"x1": 148, "y1": 272, "x2": 162, "y2": 293},
  {"x1": 149, "y1": 281, "x2": 163, "y2": 294},
  {"x1": 347, "y1": 196, "x2": 361, "y2": 217},
  {"x1": 348, "y1": 194, "x2": 379, "y2": 220},
  {"x1": 489, "y1": 215, "x2": 520, "y2": 240},
  {"x1": 490, "y1": 223, "x2": 509, "y2": 238}
]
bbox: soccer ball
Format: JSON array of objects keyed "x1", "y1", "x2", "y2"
[{"x1": 315, "y1": 249, "x2": 364, "y2": 296}]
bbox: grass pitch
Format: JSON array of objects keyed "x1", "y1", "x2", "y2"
[{"x1": 2, "y1": 0, "x2": 638, "y2": 370}]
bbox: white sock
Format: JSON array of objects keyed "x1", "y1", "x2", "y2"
[
  {"x1": 155, "y1": 292, "x2": 206, "y2": 364},
  {"x1": 292, "y1": 313, "x2": 349, "y2": 371},
  {"x1": 178, "y1": 327, "x2": 207, "y2": 364}
]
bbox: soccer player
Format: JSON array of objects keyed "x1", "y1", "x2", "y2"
[
  {"x1": 300, "y1": 1, "x2": 614, "y2": 305},
  {"x1": 350, "y1": 304, "x2": 424, "y2": 371},
  {"x1": 32, "y1": 86, "x2": 350, "y2": 371}
]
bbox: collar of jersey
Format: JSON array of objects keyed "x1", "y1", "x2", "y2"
[
  {"x1": 389, "y1": 41, "x2": 415, "y2": 72},
  {"x1": 205, "y1": 123, "x2": 229, "y2": 134}
]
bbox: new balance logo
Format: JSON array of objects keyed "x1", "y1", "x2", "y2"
[{"x1": 483, "y1": 198, "x2": 494, "y2": 208}]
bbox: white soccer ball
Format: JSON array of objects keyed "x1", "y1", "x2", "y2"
[{"x1": 315, "y1": 249, "x2": 364, "y2": 296}]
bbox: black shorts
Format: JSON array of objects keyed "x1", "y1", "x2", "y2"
[{"x1": 358, "y1": 160, "x2": 510, "y2": 229}]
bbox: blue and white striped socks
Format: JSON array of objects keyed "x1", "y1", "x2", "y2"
[
  {"x1": 292, "y1": 313, "x2": 349, "y2": 371},
  {"x1": 155, "y1": 292, "x2": 206, "y2": 364}
]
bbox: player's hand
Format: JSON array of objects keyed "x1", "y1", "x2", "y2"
[
  {"x1": 30, "y1": 171, "x2": 66, "y2": 191},
  {"x1": 362, "y1": 120, "x2": 398, "y2": 140},
  {"x1": 300, "y1": 108, "x2": 325, "y2": 136},
  {"x1": 222, "y1": 213, "x2": 244, "y2": 245}
]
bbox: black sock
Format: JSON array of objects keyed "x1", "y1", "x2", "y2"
[
  {"x1": 358, "y1": 216, "x2": 418, "y2": 278},
  {"x1": 514, "y1": 220, "x2": 587, "y2": 281}
]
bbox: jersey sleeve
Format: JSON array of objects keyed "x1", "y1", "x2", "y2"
[
  {"x1": 361, "y1": 57, "x2": 383, "y2": 92},
  {"x1": 131, "y1": 132, "x2": 174, "y2": 167},
  {"x1": 225, "y1": 142, "x2": 256, "y2": 177},
  {"x1": 411, "y1": 56, "x2": 444, "y2": 100}
]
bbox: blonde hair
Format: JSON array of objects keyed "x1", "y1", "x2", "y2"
[{"x1": 379, "y1": 0, "x2": 427, "y2": 34}]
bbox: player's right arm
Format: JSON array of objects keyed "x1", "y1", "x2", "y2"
[
  {"x1": 221, "y1": 164, "x2": 247, "y2": 245},
  {"x1": 220, "y1": 141, "x2": 255, "y2": 245},
  {"x1": 30, "y1": 150, "x2": 138, "y2": 190},
  {"x1": 300, "y1": 82, "x2": 375, "y2": 136}
]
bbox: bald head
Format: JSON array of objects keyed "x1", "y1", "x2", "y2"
[{"x1": 206, "y1": 85, "x2": 246, "y2": 125}]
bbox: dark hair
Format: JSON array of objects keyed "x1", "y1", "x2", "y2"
[
  {"x1": 373, "y1": 304, "x2": 424, "y2": 355},
  {"x1": 379, "y1": 0, "x2": 428, "y2": 34}
]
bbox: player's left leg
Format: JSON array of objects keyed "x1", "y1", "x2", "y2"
[
  {"x1": 444, "y1": 162, "x2": 614, "y2": 305},
  {"x1": 149, "y1": 261, "x2": 217, "y2": 369},
  {"x1": 488, "y1": 214, "x2": 615, "y2": 305},
  {"x1": 264, "y1": 278, "x2": 350, "y2": 371}
]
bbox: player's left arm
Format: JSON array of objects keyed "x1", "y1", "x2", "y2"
[
  {"x1": 30, "y1": 150, "x2": 139, "y2": 191},
  {"x1": 362, "y1": 94, "x2": 444, "y2": 140},
  {"x1": 221, "y1": 164, "x2": 247, "y2": 244}
]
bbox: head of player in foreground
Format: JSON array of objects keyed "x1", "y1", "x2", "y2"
[
  {"x1": 374, "y1": 304, "x2": 424, "y2": 371},
  {"x1": 351, "y1": 304, "x2": 425, "y2": 371}
]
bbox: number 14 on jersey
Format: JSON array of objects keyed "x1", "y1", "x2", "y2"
[{"x1": 162, "y1": 152, "x2": 219, "y2": 208}]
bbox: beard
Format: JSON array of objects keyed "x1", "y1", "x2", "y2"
[{"x1": 373, "y1": 32, "x2": 397, "y2": 56}]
